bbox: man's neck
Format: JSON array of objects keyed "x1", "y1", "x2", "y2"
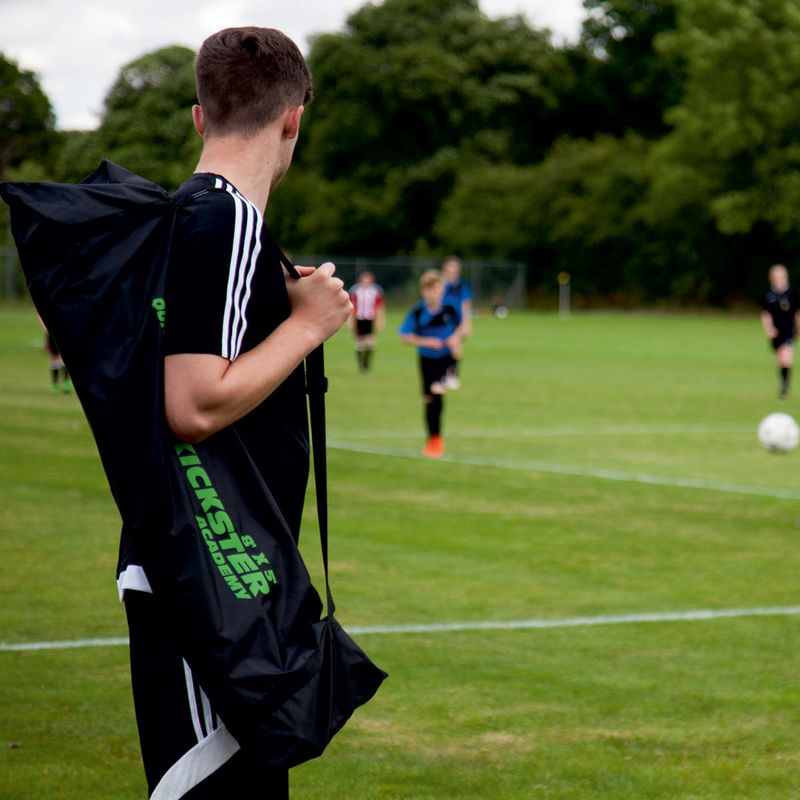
[{"x1": 194, "y1": 132, "x2": 278, "y2": 215}]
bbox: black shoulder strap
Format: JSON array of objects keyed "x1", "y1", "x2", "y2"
[
  {"x1": 268, "y1": 236, "x2": 335, "y2": 616},
  {"x1": 305, "y1": 345, "x2": 333, "y2": 615}
]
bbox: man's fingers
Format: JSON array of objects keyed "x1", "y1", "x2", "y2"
[
  {"x1": 289, "y1": 264, "x2": 337, "y2": 278},
  {"x1": 313, "y1": 262, "x2": 344, "y2": 291}
]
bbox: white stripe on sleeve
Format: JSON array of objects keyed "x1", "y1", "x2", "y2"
[
  {"x1": 220, "y1": 183, "x2": 244, "y2": 360},
  {"x1": 218, "y1": 181, "x2": 264, "y2": 361},
  {"x1": 231, "y1": 208, "x2": 262, "y2": 359},
  {"x1": 227, "y1": 196, "x2": 254, "y2": 360}
]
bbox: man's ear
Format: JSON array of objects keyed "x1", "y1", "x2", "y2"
[
  {"x1": 192, "y1": 104, "x2": 206, "y2": 137},
  {"x1": 282, "y1": 105, "x2": 304, "y2": 141}
]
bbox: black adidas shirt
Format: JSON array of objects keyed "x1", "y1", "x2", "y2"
[
  {"x1": 165, "y1": 173, "x2": 309, "y2": 538},
  {"x1": 763, "y1": 286, "x2": 800, "y2": 337}
]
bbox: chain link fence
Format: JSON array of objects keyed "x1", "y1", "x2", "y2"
[
  {"x1": 0, "y1": 247, "x2": 528, "y2": 309},
  {"x1": 1, "y1": 247, "x2": 24, "y2": 301},
  {"x1": 294, "y1": 255, "x2": 527, "y2": 310}
]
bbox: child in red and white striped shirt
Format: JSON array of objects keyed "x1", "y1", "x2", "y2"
[{"x1": 348, "y1": 270, "x2": 385, "y2": 372}]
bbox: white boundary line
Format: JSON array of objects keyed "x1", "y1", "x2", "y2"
[
  {"x1": 329, "y1": 440, "x2": 800, "y2": 501},
  {"x1": 1, "y1": 636, "x2": 130, "y2": 652},
  {"x1": 2, "y1": 606, "x2": 799, "y2": 652},
  {"x1": 347, "y1": 605, "x2": 800, "y2": 635}
]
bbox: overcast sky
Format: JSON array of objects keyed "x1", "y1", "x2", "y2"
[{"x1": 0, "y1": 0, "x2": 585, "y2": 130}]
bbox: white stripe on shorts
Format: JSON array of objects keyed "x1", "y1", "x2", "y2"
[{"x1": 150, "y1": 725, "x2": 241, "y2": 800}]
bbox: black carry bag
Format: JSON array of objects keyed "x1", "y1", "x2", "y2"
[
  {"x1": 0, "y1": 160, "x2": 173, "y2": 531},
  {"x1": 1, "y1": 161, "x2": 387, "y2": 768}
]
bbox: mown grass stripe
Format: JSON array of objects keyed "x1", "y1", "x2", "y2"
[
  {"x1": 329, "y1": 440, "x2": 800, "y2": 500},
  {"x1": 334, "y1": 423, "x2": 755, "y2": 440}
]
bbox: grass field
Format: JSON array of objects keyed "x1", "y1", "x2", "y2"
[{"x1": 1, "y1": 306, "x2": 799, "y2": 799}]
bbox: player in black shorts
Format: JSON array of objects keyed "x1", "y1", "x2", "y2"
[
  {"x1": 348, "y1": 270, "x2": 384, "y2": 372},
  {"x1": 399, "y1": 270, "x2": 462, "y2": 458},
  {"x1": 120, "y1": 28, "x2": 352, "y2": 799},
  {"x1": 761, "y1": 264, "x2": 800, "y2": 397}
]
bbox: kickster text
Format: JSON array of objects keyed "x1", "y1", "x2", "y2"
[{"x1": 175, "y1": 442, "x2": 278, "y2": 600}]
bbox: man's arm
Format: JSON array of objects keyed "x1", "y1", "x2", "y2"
[
  {"x1": 761, "y1": 310, "x2": 778, "y2": 338},
  {"x1": 165, "y1": 264, "x2": 350, "y2": 443},
  {"x1": 400, "y1": 334, "x2": 443, "y2": 350},
  {"x1": 375, "y1": 295, "x2": 386, "y2": 332},
  {"x1": 459, "y1": 299, "x2": 473, "y2": 337}
]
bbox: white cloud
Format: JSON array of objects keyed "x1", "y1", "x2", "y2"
[{"x1": 0, "y1": 0, "x2": 585, "y2": 130}]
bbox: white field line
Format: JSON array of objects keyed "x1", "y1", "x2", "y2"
[
  {"x1": 2, "y1": 606, "x2": 799, "y2": 653},
  {"x1": 1, "y1": 636, "x2": 129, "y2": 652},
  {"x1": 328, "y1": 440, "x2": 800, "y2": 501},
  {"x1": 347, "y1": 606, "x2": 800, "y2": 635},
  {"x1": 333, "y1": 423, "x2": 755, "y2": 440}
]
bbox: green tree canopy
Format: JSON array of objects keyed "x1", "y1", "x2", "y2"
[
  {"x1": 436, "y1": 135, "x2": 662, "y2": 294},
  {"x1": 274, "y1": 0, "x2": 566, "y2": 255},
  {"x1": 304, "y1": 0, "x2": 563, "y2": 176},
  {"x1": 54, "y1": 46, "x2": 200, "y2": 189},
  {"x1": 8, "y1": 0, "x2": 798, "y2": 306},
  {"x1": 651, "y1": 0, "x2": 800, "y2": 237},
  {"x1": 0, "y1": 53, "x2": 56, "y2": 178},
  {"x1": 550, "y1": 0, "x2": 682, "y2": 147}
]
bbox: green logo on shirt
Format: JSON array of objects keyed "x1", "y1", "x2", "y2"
[{"x1": 152, "y1": 297, "x2": 166, "y2": 329}]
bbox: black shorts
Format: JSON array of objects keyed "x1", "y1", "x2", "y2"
[
  {"x1": 355, "y1": 319, "x2": 374, "y2": 336},
  {"x1": 125, "y1": 590, "x2": 288, "y2": 799},
  {"x1": 771, "y1": 334, "x2": 794, "y2": 350},
  {"x1": 419, "y1": 355, "x2": 451, "y2": 396}
]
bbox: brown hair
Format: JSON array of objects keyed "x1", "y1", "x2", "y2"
[
  {"x1": 419, "y1": 269, "x2": 443, "y2": 291},
  {"x1": 195, "y1": 27, "x2": 313, "y2": 137}
]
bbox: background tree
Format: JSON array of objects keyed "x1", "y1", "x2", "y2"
[
  {"x1": 647, "y1": 0, "x2": 800, "y2": 300},
  {"x1": 6, "y1": 1, "x2": 800, "y2": 306},
  {"x1": 560, "y1": 0, "x2": 682, "y2": 139},
  {"x1": 271, "y1": 0, "x2": 567, "y2": 255},
  {"x1": 53, "y1": 46, "x2": 200, "y2": 189},
  {"x1": 653, "y1": 0, "x2": 800, "y2": 234},
  {"x1": 435, "y1": 135, "x2": 680, "y2": 300},
  {"x1": 0, "y1": 54, "x2": 56, "y2": 179},
  {"x1": 0, "y1": 54, "x2": 57, "y2": 271},
  {"x1": 433, "y1": 0, "x2": 688, "y2": 302}
]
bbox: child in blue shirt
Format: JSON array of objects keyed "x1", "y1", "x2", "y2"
[
  {"x1": 399, "y1": 269, "x2": 462, "y2": 458},
  {"x1": 442, "y1": 255, "x2": 472, "y2": 389}
]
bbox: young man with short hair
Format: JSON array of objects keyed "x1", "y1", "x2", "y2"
[
  {"x1": 121, "y1": 27, "x2": 351, "y2": 799},
  {"x1": 761, "y1": 263, "x2": 800, "y2": 398},
  {"x1": 399, "y1": 269, "x2": 462, "y2": 458}
]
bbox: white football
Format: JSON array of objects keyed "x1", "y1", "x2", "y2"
[{"x1": 758, "y1": 412, "x2": 800, "y2": 452}]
